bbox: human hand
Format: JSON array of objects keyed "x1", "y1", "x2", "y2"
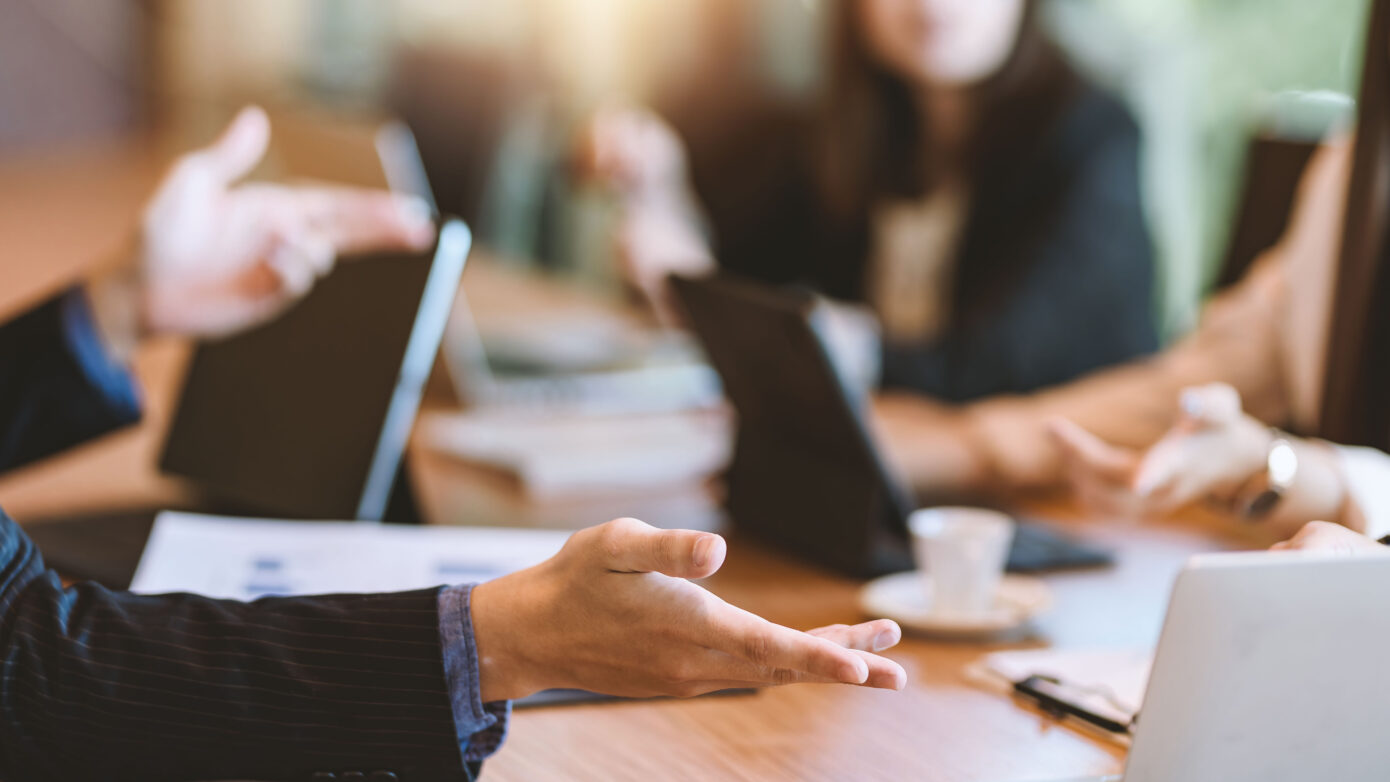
[
  {"x1": 613, "y1": 207, "x2": 715, "y2": 321},
  {"x1": 1271, "y1": 521, "x2": 1387, "y2": 556},
  {"x1": 575, "y1": 107, "x2": 691, "y2": 201},
  {"x1": 94, "y1": 106, "x2": 436, "y2": 344},
  {"x1": 469, "y1": 518, "x2": 907, "y2": 702},
  {"x1": 1050, "y1": 384, "x2": 1273, "y2": 517},
  {"x1": 1047, "y1": 418, "x2": 1144, "y2": 518},
  {"x1": 575, "y1": 108, "x2": 714, "y2": 320}
]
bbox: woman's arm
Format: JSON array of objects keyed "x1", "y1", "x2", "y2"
[
  {"x1": 873, "y1": 251, "x2": 1292, "y2": 497},
  {"x1": 1047, "y1": 382, "x2": 1369, "y2": 540},
  {"x1": 874, "y1": 132, "x2": 1360, "y2": 497}
]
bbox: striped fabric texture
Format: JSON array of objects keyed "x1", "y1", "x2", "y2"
[{"x1": 0, "y1": 510, "x2": 476, "y2": 781}]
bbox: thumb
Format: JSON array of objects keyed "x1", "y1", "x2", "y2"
[
  {"x1": 587, "y1": 518, "x2": 727, "y2": 579},
  {"x1": 192, "y1": 105, "x2": 271, "y2": 184}
]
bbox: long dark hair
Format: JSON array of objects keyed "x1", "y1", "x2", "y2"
[{"x1": 815, "y1": 0, "x2": 1079, "y2": 223}]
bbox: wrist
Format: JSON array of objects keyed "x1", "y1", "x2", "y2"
[
  {"x1": 1289, "y1": 439, "x2": 1356, "y2": 530},
  {"x1": 470, "y1": 578, "x2": 539, "y2": 703},
  {"x1": 1308, "y1": 440, "x2": 1356, "y2": 529},
  {"x1": 1224, "y1": 419, "x2": 1278, "y2": 499},
  {"x1": 84, "y1": 243, "x2": 148, "y2": 363}
]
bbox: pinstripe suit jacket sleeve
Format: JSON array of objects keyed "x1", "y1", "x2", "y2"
[{"x1": 0, "y1": 508, "x2": 488, "y2": 781}]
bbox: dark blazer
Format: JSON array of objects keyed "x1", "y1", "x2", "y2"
[
  {"x1": 0, "y1": 291, "x2": 143, "y2": 473},
  {"x1": 0, "y1": 291, "x2": 477, "y2": 781},
  {"x1": 680, "y1": 82, "x2": 1158, "y2": 402}
]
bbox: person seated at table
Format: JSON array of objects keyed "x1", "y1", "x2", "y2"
[
  {"x1": 871, "y1": 136, "x2": 1371, "y2": 524},
  {"x1": 0, "y1": 107, "x2": 906, "y2": 782},
  {"x1": 578, "y1": 0, "x2": 1157, "y2": 402}
]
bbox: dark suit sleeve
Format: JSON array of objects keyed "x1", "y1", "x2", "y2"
[
  {"x1": 0, "y1": 288, "x2": 143, "y2": 474},
  {"x1": 881, "y1": 119, "x2": 1158, "y2": 402},
  {"x1": 0, "y1": 509, "x2": 478, "y2": 782}
]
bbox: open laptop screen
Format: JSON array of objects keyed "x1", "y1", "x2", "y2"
[{"x1": 161, "y1": 219, "x2": 471, "y2": 522}]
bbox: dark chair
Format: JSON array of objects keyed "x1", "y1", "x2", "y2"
[
  {"x1": 386, "y1": 47, "x2": 538, "y2": 228},
  {"x1": 1212, "y1": 133, "x2": 1320, "y2": 291}
]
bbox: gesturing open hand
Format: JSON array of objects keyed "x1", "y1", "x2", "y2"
[
  {"x1": 470, "y1": 518, "x2": 906, "y2": 702},
  {"x1": 1050, "y1": 384, "x2": 1273, "y2": 518},
  {"x1": 98, "y1": 106, "x2": 437, "y2": 343}
]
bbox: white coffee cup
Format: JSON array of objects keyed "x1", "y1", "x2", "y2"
[{"x1": 908, "y1": 507, "x2": 1016, "y2": 619}]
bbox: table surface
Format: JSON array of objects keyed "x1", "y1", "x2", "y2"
[{"x1": 0, "y1": 131, "x2": 1272, "y2": 782}]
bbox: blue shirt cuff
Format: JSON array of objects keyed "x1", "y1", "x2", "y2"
[
  {"x1": 437, "y1": 584, "x2": 511, "y2": 764},
  {"x1": 61, "y1": 287, "x2": 141, "y2": 421}
]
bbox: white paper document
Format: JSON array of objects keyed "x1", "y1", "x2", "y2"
[
  {"x1": 422, "y1": 409, "x2": 731, "y2": 497},
  {"x1": 976, "y1": 647, "x2": 1153, "y2": 719},
  {"x1": 131, "y1": 512, "x2": 571, "y2": 601}
]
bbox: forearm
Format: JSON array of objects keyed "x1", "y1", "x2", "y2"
[
  {"x1": 1, "y1": 577, "x2": 475, "y2": 781},
  {"x1": 964, "y1": 355, "x2": 1198, "y2": 491},
  {"x1": 871, "y1": 393, "x2": 995, "y2": 498},
  {"x1": 959, "y1": 257, "x2": 1291, "y2": 494},
  {"x1": 0, "y1": 507, "x2": 495, "y2": 781},
  {"x1": 873, "y1": 355, "x2": 1206, "y2": 499}
]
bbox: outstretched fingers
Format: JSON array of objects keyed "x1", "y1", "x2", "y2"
[{"x1": 696, "y1": 602, "x2": 876, "y2": 687}]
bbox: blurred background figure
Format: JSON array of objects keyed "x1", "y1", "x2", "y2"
[
  {"x1": 2, "y1": 0, "x2": 1363, "y2": 304},
  {"x1": 581, "y1": 0, "x2": 1158, "y2": 402},
  {"x1": 0, "y1": 0, "x2": 1373, "y2": 518}
]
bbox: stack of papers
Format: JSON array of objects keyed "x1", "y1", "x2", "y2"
[
  {"x1": 131, "y1": 512, "x2": 571, "y2": 600},
  {"x1": 422, "y1": 409, "x2": 732, "y2": 498}
]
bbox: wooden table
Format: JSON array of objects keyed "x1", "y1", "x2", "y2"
[{"x1": 0, "y1": 131, "x2": 1267, "y2": 782}]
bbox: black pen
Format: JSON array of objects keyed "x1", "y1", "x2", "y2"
[{"x1": 1013, "y1": 675, "x2": 1133, "y2": 736}]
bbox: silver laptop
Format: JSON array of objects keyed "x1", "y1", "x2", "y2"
[{"x1": 1040, "y1": 551, "x2": 1390, "y2": 782}]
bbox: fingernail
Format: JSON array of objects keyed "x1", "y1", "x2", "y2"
[
  {"x1": 692, "y1": 535, "x2": 715, "y2": 569},
  {"x1": 873, "y1": 627, "x2": 899, "y2": 652},
  {"x1": 844, "y1": 658, "x2": 869, "y2": 684}
]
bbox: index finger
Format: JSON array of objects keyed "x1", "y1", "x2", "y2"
[
  {"x1": 700, "y1": 602, "x2": 869, "y2": 685},
  {"x1": 1048, "y1": 418, "x2": 1134, "y2": 482},
  {"x1": 291, "y1": 187, "x2": 436, "y2": 255}
]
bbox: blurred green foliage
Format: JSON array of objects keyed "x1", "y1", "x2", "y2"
[{"x1": 1059, "y1": 0, "x2": 1369, "y2": 332}]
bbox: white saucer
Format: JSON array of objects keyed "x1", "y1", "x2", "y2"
[{"x1": 858, "y1": 571, "x2": 1053, "y2": 640}]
